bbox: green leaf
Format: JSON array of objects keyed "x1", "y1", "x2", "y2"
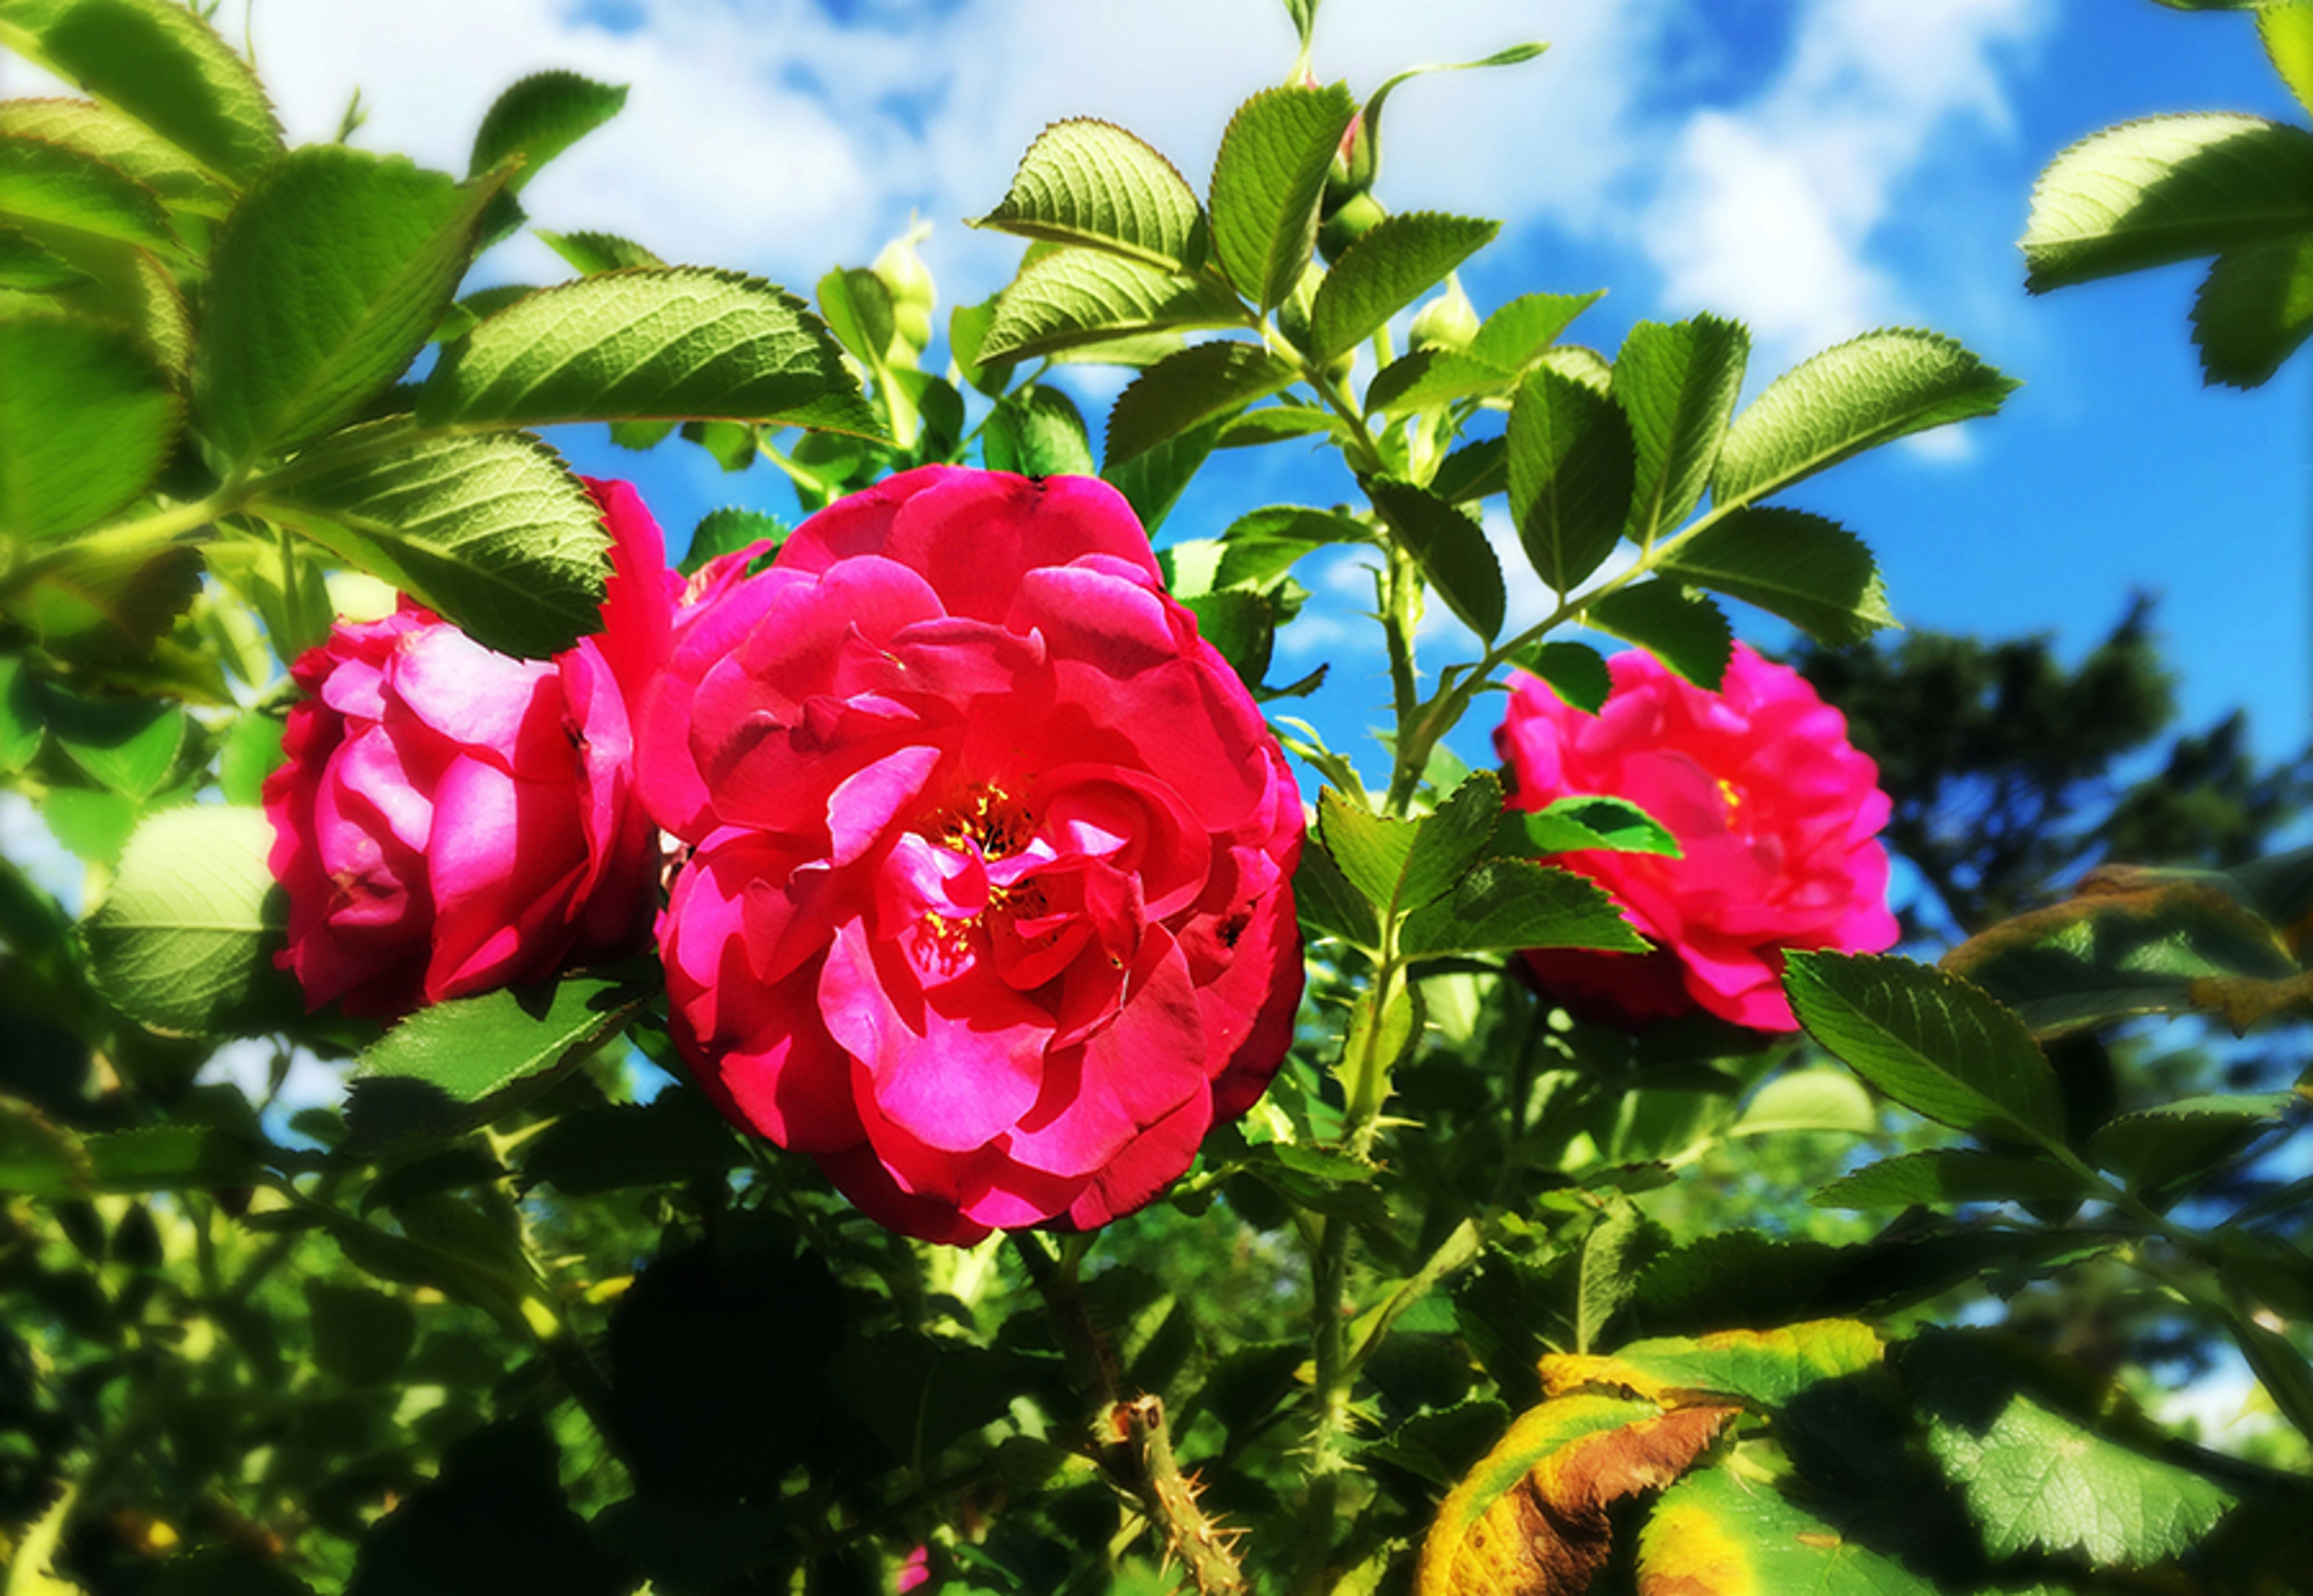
[
  {"x1": 1207, "y1": 82, "x2": 1356, "y2": 311},
  {"x1": 1784, "y1": 952, "x2": 2065, "y2": 1143},
  {"x1": 1583, "y1": 582, "x2": 1732, "y2": 690},
  {"x1": 2264, "y1": 2, "x2": 2313, "y2": 119},
  {"x1": 1730, "y1": 1068, "x2": 1877, "y2": 1138},
  {"x1": 85, "y1": 1124, "x2": 261, "y2": 1191},
  {"x1": 1656, "y1": 507, "x2": 1895, "y2": 646},
  {"x1": 680, "y1": 506, "x2": 784, "y2": 575},
  {"x1": 1508, "y1": 360, "x2": 1636, "y2": 595},
  {"x1": 45, "y1": 686, "x2": 181, "y2": 797},
  {"x1": 255, "y1": 422, "x2": 608, "y2": 660},
  {"x1": 1309, "y1": 211, "x2": 1496, "y2": 360},
  {"x1": 1317, "y1": 787, "x2": 1417, "y2": 910},
  {"x1": 1638, "y1": 1467, "x2": 1939, "y2": 1595},
  {"x1": 1399, "y1": 772, "x2": 1508, "y2": 914},
  {"x1": 1472, "y1": 289, "x2": 1605, "y2": 369},
  {"x1": 1218, "y1": 402, "x2": 1339, "y2": 449},
  {"x1": 0, "y1": 306, "x2": 177, "y2": 540},
  {"x1": 1214, "y1": 503, "x2": 1371, "y2": 586},
  {"x1": 2023, "y1": 113, "x2": 2313, "y2": 293},
  {"x1": 0, "y1": 129, "x2": 178, "y2": 255},
  {"x1": 469, "y1": 70, "x2": 625, "y2": 193},
  {"x1": 1102, "y1": 419, "x2": 1217, "y2": 534},
  {"x1": 1296, "y1": 840, "x2": 1380, "y2": 949},
  {"x1": 0, "y1": 96, "x2": 231, "y2": 219},
  {"x1": 519, "y1": 1091, "x2": 743, "y2": 1196},
  {"x1": 80, "y1": 805, "x2": 294, "y2": 1035},
  {"x1": 418, "y1": 267, "x2": 876, "y2": 436},
  {"x1": 1364, "y1": 348, "x2": 1515, "y2": 415},
  {"x1": 1575, "y1": 1199, "x2": 1662, "y2": 1354},
  {"x1": 1552, "y1": 1319, "x2": 1884, "y2": 1410},
  {"x1": 1105, "y1": 340, "x2": 1299, "y2": 468},
  {"x1": 1512, "y1": 639, "x2": 1609, "y2": 713},
  {"x1": 1178, "y1": 588, "x2": 1273, "y2": 687},
  {"x1": 984, "y1": 384, "x2": 1096, "y2": 478},
  {"x1": 973, "y1": 118, "x2": 1207, "y2": 271},
  {"x1": 977, "y1": 247, "x2": 1241, "y2": 366},
  {"x1": 1511, "y1": 794, "x2": 1681, "y2": 858},
  {"x1": 1906, "y1": 1330, "x2": 2235, "y2": 1564},
  {"x1": 1712, "y1": 329, "x2": 2016, "y2": 509},
  {"x1": 1614, "y1": 314, "x2": 1748, "y2": 540},
  {"x1": 534, "y1": 228, "x2": 663, "y2": 276},
  {"x1": 0, "y1": 0, "x2": 282, "y2": 187},
  {"x1": 2085, "y1": 1093, "x2": 2290, "y2": 1194},
  {"x1": 1400, "y1": 856, "x2": 1644, "y2": 959},
  {"x1": 1811, "y1": 1149, "x2": 2096, "y2": 1209},
  {"x1": 0, "y1": 219, "x2": 90, "y2": 288},
  {"x1": 0, "y1": 1099, "x2": 87, "y2": 1199},
  {"x1": 304, "y1": 1280, "x2": 417, "y2": 1386},
  {"x1": 346, "y1": 975, "x2": 649, "y2": 1147},
  {"x1": 2191, "y1": 234, "x2": 2313, "y2": 387},
  {"x1": 1366, "y1": 475, "x2": 1505, "y2": 640},
  {"x1": 817, "y1": 264, "x2": 896, "y2": 369},
  {"x1": 195, "y1": 146, "x2": 498, "y2": 464}
]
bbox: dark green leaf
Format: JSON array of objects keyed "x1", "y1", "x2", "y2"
[
  {"x1": 1366, "y1": 475, "x2": 1505, "y2": 640},
  {"x1": 1656, "y1": 506, "x2": 1895, "y2": 646},
  {"x1": 305, "y1": 1280, "x2": 416, "y2": 1386},
  {"x1": 257, "y1": 421, "x2": 609, "y2": 660},
  {"x1": 2085, "y1": 1093, "x2": 2290, "y2": 1194},
  {"x1": 1, "y1": 0, "x2": 282, "y2": 186},
  {"x1": 1811, "y1": 1149, "x2": 2096, "y2": 1209},
  {"x1": 2191, "y1": 234, "x2": 2313, "y2": 387},
  {"x1": 1, "y1": 537, "x2": 200, "y2": 664},
  {"x1": 1105, "y1": 340, "x2": 1298, "y2": 468},
  {"x1": 1178, "y1": 588, "x2": 1273, "y2": 686},
  {"x1": 84, "y1": 1124, "x2": 261, "y2": 1191},
  {"x1": 1784, "y1": 952, "x2": 2065, "y2": 1143},
  {"x1": 0, "y1": 1098, "x2": 87, "y2": 1198},
  {"x1": 346, "y1": 975, "x2": 649, "y2": 1147},
  {"x1": 973, "y1": 118, "x2": 1207, "y2": 271},
  {"x1": 1309, "y1": 211, "x2": 1497, "y2": 360},
  {"x1": 195, "y1": 146, "x2": 498, "y2": 464},
  {"x1": 1102, "y1": 419, "x2": 1216, "y2": 534},
  {"x1": 1364, "y1": 346, "x2": 1519, "y2": 415},
  {"x1": 1511, "y1": 794, "x2": 1680, "y2": 858},
  {"x1": 985, "y1": 384, "x2": 1096, "y2": 478},
  {"x1": 0, "y1": 306, "x2": 177, "y2": 539},
  {"x1": 1711, "y1": 329, "x2": 2017, "y2": 509},
  {"x1": 977, "y1": 247, "x2": 1242, "y2": 366},
  {"x1": 1512, "y1": 639, "x2": 1609, "y2": 713},
  {"x1": 1508, "y1": 360, "x2": 1635, "y2": 594},
  {"x1": 1575, "y1": 1199, "x2": 1664, "y2": 1353},
  {"x1": 1399, "y1": 772, "x2": 1507, "y2": 913},
  {"x1": 0, "y1": 219, "x2": 90, "y2": 288},
  {"x1": 1432, "y1": 435, "x2": 1508, "y2": 502},
  {"x1": 81, "y1": 805, "x2": 295, "y2": 1035},
  {"x1": 519, "y1": 1092, "x2": 742, "y2": 1196},
  {"x1": 1296, "y1": 841, "x2": 1379, "y2": 949},
  {"x1": 2024, "y1": 113, "x2": 2313, "y2": 292},
  {"x1": 419, "y1": 267, "x2": 878, "y2": 436},
  {"x1": 1583, "y1": 582, "x2": 1731, "y2": 690},
  {"x1": 45, "y1": 687, "x2": 180, "y2": 797},
  {"x1": 1207, "y1": 82, "x2": 1356, "y2": 311},
  {"x1": 0, "y1": 128, "x2": 178, "y2": 254},
  {"x1": 1400, "y1": 856, "x2": 1643, "y2": 959},
  {"x1": 1614, "y1": 314, "x2": 1748, "y2": 539}
]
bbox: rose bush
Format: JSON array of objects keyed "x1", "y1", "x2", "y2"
[
  {"x1": 264, "y1": 480, "x2": 675, "y2": 1019},
  {"x1": 1497, "y1": 642, "x2": 1897, "y2": 1031},
  {"x1": 640, "y1": 465, "x2": 1303, "y2": 1243}
]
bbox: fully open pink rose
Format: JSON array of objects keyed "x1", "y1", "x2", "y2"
[
  {"x1": 264, "y1": 480, "x2": 676, "y2": 1019},
  {"x1": 1496, "y1": 642, "x2": 1897, "y2": 1032},
  {"x1": 641, "y1": 466, "x2": 1303, "y2": 1244}
]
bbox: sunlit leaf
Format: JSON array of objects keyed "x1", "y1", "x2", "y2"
[
  {"x1": 0, "y1": 129, "x2": 179, "y2": 255},
  {"x1": 1637, "y1": 1467, "x2": 1940, "y2": 1595},
  {"x1": 1657, "y1": 507, "x2": 1895, "y2": 646},
  {"x1": 1400, "y1": 857, "x2": 1643, "y2": 959},
  {"x1": 2191, "y1": 234, "x2": 2313, "y2": 387},
  {"x1": 1309, "y1": 210, "x2": 1497, "y2": 360},
  {"x1": 1810, "y1": 1149, "x2": 2095, "y2": 1210},
  {"x1": 1508, "y1": 361, "x2": 1635, "y2": 595},
  {"x1": 1614, "y1": 314, "x2": 1747, "y2": 540},
  {"x1": 1208, "y1": 82, "x2": 1356, "y2": 311},
  {"x1": 0, "y1": 307, "x2": 177, "y2": 540},
  {"x1": 974, "y1": 118, "x2": 1208, "y2": 271},
  {"x1": 81, "y1": 806, "x2": 295, "y2": 1035}
]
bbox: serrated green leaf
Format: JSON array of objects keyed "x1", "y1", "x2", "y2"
[
  {"x1": 1178, "y1": 588, "x2": 1273, "y2": 687},
  {"x1": 1104, "y1": 340, "x2": 1299, "y2": 468},
  {"x1": 1584, "y1": 583, "x2": 1732, "y2": 690},
  {"x1": 5, "y1": 534, "x2": 199, "y2": 666},
  {"x1": 0, "y1": 129, "x2": 178, "y2": 255},
  {"x1": 0, "y1": 305, "x2": 178, "y2": 540},
  {"x1": 1102, "y1": 418, "x2": 1217, "y2": 534},
  {"x1": 1811, "y1": 1149, "x2": 2094, "y2": 1209},
  {"x1": 1513, "y1": 639, "x2": 1609, "y2": 712},
  {"x1": 1472, "y1": 289, "x2": 1606, "y2": 370},
  {"x1": 977, "y1": 247, "x2": 1243, "y2": 366},
  {"x1": 1400, "y1": 856, "x2": 1643, "y2": 959},
  {"x1": 1907, "y1": 1331, "x2": 2235, "y2": 1564},
  {"x1": 46, "y1": 687, "x2": 179, "y2": 797},
  {"x1": 2085, "y1": 1093, "x2": 2290, "y2": 1194},
  {"x1": 1216, "y1": 402, "x2": 1338, "y2": 448},
  {"x1": 1365, "y1": 475, "x2": 1505, "y2": 640},
  {"x1": 1508, "y1": 360, "x2": 1635, "y2": 595},
  {"x1": 1785, "y1": 951, "x2": 2065, "y2": 1143},
  {"x1": 984, "y1": 384, "x2": 1095, "y2": 478},
  {"x1": 973, "y1": 118, "x2": 1207, "y2": 271},
  {"x1": 1615, "y1": 314, "x2": 1747, "y2": 540},
  {"x1": 1317, "y1": 786, "x2": 1417, "y2": 909},
  {"x1": 818, "y1": 264, "x2": 894, "y2": 371},
  {"x1": 346, "y1": 975, "x2": 648, "y2": 1146},
  {"x1": 1657, "y1": 506, "x2": 1894, "y2": 645},
  {"x1": 534, "y1": 227, "x2": 662, "y2": 276},
  {"x1": 80, "y1": 805, "x2": 294, "y2": 1035},
  {"x1": 1295, "y1": 837, "x2": 1380, "y2": 948},
  {"x1": 1308, "y1": 211, "x2": 1496, "y2": 360},
  {"x1": 1208, "y1": 83, "x2": 1356, "y2": 311},
  {"x1": 2264, "y1": 3, "x2": 2313, "y2": 118},
  {"x1": 1346, "y1": 42, "x2": 1547, "y2": 209},
  {"x1": 1399, "y1": 772, "x2": 1506, "y2": 913},
  {"x1": 2023, "y1": 113, "x2": 2313, "y2": 293},
  {"x1": 1731, "y1": 1068, "x2": 1877, "y2": 1138},
  {"x1": 1512, "y1": 794, "x2": 1681, "y2": 858},
  {"x1": 1712, "y1": 329, "x2": 2016, "y2": 509},
  {"x1": 0, "y1": 220, "x2": 89, "y2": 288},
  {"x1": 2191, "y1": 234, "x2": 2313, "y2": 387},
  {"x1": 680, "y1": 506, "x2": 784, "y2": 574},
  {"x1": 1575, "y1": 1199, "x2": 1659, "y2": 1353},
  {"x1": 1215, "y1": 504, "x2": 1370, "y2": 586},
  {"x1": 1363, "y1": 346, "x2": 1518, "y2": 415},
  {"x1": 0, "y1": 0, "x2": 282, "y2": 187},
  {"x1": 1638, "y1": 1466, "x2": 1939, "y2": 1595},
  {"x1": 195, "y1": 146, "x2": 498, "y2": 465},
  {"x1": 1549, "y1": 1318, "x2": 1884, "y2": 1409},
  {"x1": 418, "y1": 267, "x2": 877, "y2": 436},
  {"x1": 469, "y1": 70, "x2": 625, "y2": 193},
  {"x1": 255, "y1": 421, "x2": 607, "y2": 661},
  {"x1": 85, "y1": 1124, "x2": 261, "y2": 1191},
  {"x1": 0, "y1": 97, "x2": 231, "y2": 219}
]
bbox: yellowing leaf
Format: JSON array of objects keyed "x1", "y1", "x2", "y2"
[
  {"x1": 1637, "y1": 1468, "x2": 1939, "y2": 1595},
  {"x1": 1419, "y1": 1394, "x2": 1735, "y2": 1596},
  {"x1": 1543, "y1": 1320, "x2": 1884, "y2": 1411}
]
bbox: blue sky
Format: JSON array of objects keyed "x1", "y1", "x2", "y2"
[{"x1": 89, "y1": 0, "x2": 2313, "y2": 773}]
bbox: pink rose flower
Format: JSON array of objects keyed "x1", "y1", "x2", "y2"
[
  {"x1": 1496, "y1": 642, "x2": 1897, "y2": 1032},
  {"x1": 640, "y1": 466, "x2": 1303, "y2": 1244},
  {"x1": 264, "y1": 480, "x2": 676, "y2": 1020}
]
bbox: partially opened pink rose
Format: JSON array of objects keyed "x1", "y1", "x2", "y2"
[
  {"x1": 1496, "y1": 642, "x2": 1897, "y2": 1032},
  {"x1": 264, "y1": 480, "x2": 676, "y2": 1019},
  {"x1": 641, "y1": 465, "x2": 1303, "y2": 1244}
]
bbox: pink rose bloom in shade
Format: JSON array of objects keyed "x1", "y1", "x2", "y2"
[
  {"x1": 640, "y1": 465, "x2": 1304, "y2": 1245},
  {"x1": 1495, "y1": 642, "x2": 1897, "y2": 1032},
  {"x1": 263, "y1": 480, "x2": 678, "y2": 1020}
]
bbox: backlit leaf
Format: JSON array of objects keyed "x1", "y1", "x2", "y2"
[
  {"x1": 81, "y1": 805, "x2": 295, "y2": 1035},
  {"x1": 1508, "y1": 361, "x2": 1635, "y2": 595},
  {"x1": 974, "y1": 118, "x2": 1207, "y2": 271},
  {"x1": 1810, "y1": 1149, "x2": 2095, "y2": 1210},
  {"x1": 1615, "y1": 314, "x2": 1747, "y2": 540},
  {"x1": 2190, "y1": 234, "x2": 2313, "y2": 387},
  {"x1": 0, "y1": 306, "x2": 177, "y2": 539},
  {"x1": 1729, "y1": 1068, "x2": 1877, "y2": 1139},
  {"x1": 1637, "y1": 1467, "x2": 1940, "y2": 1595},
  {"x1": 1471, "y1": 290, "x2": 1605, "y2": 369},
  {"x1": 0, "y1": 129, "x2": 178, "y2": 254},
  {"x1": 1657, "y1": 507, "x2": 1895, "y2": 646},
  {"x1": 469, "y1": 70, "x2": 625, "y2": 193},
  {"x1": 0, "y1": 96, "x2": 231, "y2": 219},
  {"x1": 1399, "y1": 771, "x2": 1508, "y2": 914},
  {"x1": 1309, "y1": 211, "x2": 1497, "y2": 360},
  {"x1": 1105, "y1": 340, "x2": 1299, "y2": 468},
  {"x1": 1510, "y1": 795, "x2": 1679, "y2": 858},
  {"x1": 1544, "y1": 1320, "x2": 1883, "y2": 1411},
  {"x1": 534, "y1": 227, "x2": 663, "y2": 276},
  {"x1": 1400, "y1": 857, "x2": 1644, "y2": 959},
  {"x1": 1584, "y1": 583, "x2": 1732, "y2": 690},
  {"x1": 984, "y1": 384, "x2": 1096, "y2": 478},
  {"x1": 85, "y1": 1124, "x2": 261, "y2": 1192},
  {"x1": 1367, "y1": 475, "x2": 1505, "y2": 640},
  {"x1": 1208, "y1": 83, "x2": 1357, "y2": 311},
  {"x1": 2264, "y1": 2, "x2": 2313, "y2": 119},
  {"x1": 1317, "y1": 787, "x2": 1417, "y2": 910}
]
